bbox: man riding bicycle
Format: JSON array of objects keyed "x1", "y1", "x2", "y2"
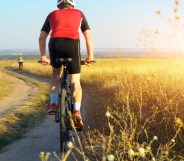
[{"x1": 38, "y1": 0, "x2": 94, "y2": 129}]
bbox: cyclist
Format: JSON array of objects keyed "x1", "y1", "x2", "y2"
[
  {"x1": 18, "y1": 53, "x2": 24, "y2": 71},
  {"x1": 38, "y1": 0, "x2": 94, "y2": 128}
]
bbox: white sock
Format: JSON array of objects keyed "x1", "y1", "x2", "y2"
[
  {"x1": 73, "y1": 102, "x2": 81, "y2": 111},
  {"x1": 50, "y1": 92, "x2": 58, "y2": 104}
]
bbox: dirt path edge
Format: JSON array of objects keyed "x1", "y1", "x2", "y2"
[{"x1": 0, "y1": 70, "x2": 49, "y2": 150}]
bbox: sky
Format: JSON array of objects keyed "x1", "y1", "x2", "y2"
[{"x1": 0, "y1": 0, "x2": 184, "y2": 50}]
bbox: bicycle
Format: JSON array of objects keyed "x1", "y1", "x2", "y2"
[
  {"x1": 38, "y1": 58, "x2": 95, "y2": 153},
  {"x1": 56, "y1": 58, "x2": 96, "y2": 153}
]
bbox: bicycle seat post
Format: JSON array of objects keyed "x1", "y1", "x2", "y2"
[{"x1": 56, "y1": 58, "x2": 72, "y2": 85}]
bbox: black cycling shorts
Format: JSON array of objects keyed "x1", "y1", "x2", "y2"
[{"x1": 49, "y1": 38, "x2": 81, "y2": 74}]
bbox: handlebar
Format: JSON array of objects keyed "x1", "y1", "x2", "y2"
[
  {"x1": 81, "y1": 60, "x2": 96, "y2": 65},
  {"x1": 38, "y1": 60, "x2": 50, "y2": 65},
  {"x1": 38, "y1": 59, "x2": 96, "y2": 66}
]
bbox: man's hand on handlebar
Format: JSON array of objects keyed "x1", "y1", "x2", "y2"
[
  {"x1": 38, "y1": 55, "x2": 96, "y2": 66},
  {"x1": 81, "y1": 59, "x2": 96, "y2": 66},
  {"x1": 38, "y1": 55, "x2": 50, "y2": 65},
  {"x1": 82, "y1": 56, "x2": 95, "y2": 66}
]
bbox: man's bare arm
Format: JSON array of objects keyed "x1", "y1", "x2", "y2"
[
  {"x1": 83, "y1": 29, "x2": 94, "y2": 61},
  {"x1": 39, "y1": 31, "x2": 50, "y2": 62}
]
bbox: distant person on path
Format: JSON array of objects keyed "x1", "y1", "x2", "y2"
[
  {"x1": 38, "y1": 0, "x2": 94, "y2": 128},
  {"x1": 18, "y1": 53, "x2": 24, "y2": 71}
]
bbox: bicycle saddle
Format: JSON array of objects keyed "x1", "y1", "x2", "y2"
[{"x1": 56, "y1": 58, "x2": 72, "y2": 64}]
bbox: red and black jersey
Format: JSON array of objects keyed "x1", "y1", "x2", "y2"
[{"x1": 41, "y1": 8, "x2": 90, "y2": 40}]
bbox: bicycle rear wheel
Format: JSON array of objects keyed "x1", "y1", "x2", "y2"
[
  {"x1": 60, "y1": 88, "x2": 70, "y2": 153},
  {"x1": 19, "y1": 62, "x2": 23, "y2": 72}
]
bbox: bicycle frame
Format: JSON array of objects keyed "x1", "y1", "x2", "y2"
[
  {"x1": 55, "y1": 62, "x2": 72, "y2": 123},
  {"x1": 55, "y1": 58, "x2": 73, "y2": 153}
]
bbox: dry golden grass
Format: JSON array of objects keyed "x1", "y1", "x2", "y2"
[
  {"x1": 0, "y1": 60, "x2": 17, "y2": 99},
  {"x1": 10, "y1": 59, "x2": 52, "y2": 77},
  {"x1": 0, "y1": 73, "x2": 15, "y2": 100},
  {"x1": 5, "y1": 58, "x2": 184, "y2": 160},
  {"x1": 80, "y1": 58, "x2": 184, "y2": 160}
]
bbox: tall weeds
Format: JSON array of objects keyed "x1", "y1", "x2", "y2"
[
  {"x1": 7, "y1": 58, "x2": 184, "y2": 160},
  {"x1": 80, "y1": 58, "x2": 184, "y2": 160}
]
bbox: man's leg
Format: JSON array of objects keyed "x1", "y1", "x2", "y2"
[
  {"x1": 70, "y1": 73, "x2": 83, "y2": 128},
  {"x1": 48, "y1": 67, "x2": 62, "y2": 114},
  {"x1": 50, "y1": 67, "x2": 62, "y2": 92},
  {"x1": 70, "y1": 73, "x2": 82, "y2": 109}
]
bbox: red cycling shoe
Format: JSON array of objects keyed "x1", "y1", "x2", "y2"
[
  {"x1": 73, "y1": 110, "x2": 83, "y2": 129},
  {"x1": 48, "y1": 103, "x2": 57, "y2": 115}
]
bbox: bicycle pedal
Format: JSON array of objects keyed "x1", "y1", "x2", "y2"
[
  {"x1": 55, "y1": 119, "x2": 60, "y2": 123},
  {"x1": 68, "y1": 126, "x2": 73, "y2": 130},
  {"x1": 76, "y1": 127, "x2": 83, "y2": 132},
  {"x1": 73, "y1": 117, "x2": 81, "y2": 123}
]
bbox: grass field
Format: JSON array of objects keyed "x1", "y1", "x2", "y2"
[
  {"x1": 0, "y1": 73, "x2": 15, "y2": 100},
  {"x1": 4, "y1": 58, "x2": 184, "y2": 160},
  {"x1": 0, "y1": 61, "x2": 18, "y2": 100},
  {"x1": 0, "y1": 61, "x2": 49, "y2": 149},
  {"x1": 81, "y1": 58, "x2": 184, "y2": 160}
]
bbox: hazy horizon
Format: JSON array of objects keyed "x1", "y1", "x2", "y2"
[
  {"x1": 1, "y1": 48, "x2": 184, "y2": 60},
  {"x1": 0, "y1": 48, "x2": 184, "y2": 52}
]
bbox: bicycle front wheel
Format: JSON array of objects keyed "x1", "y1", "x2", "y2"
[{"x1": 60, "y1": 88, "x2": 70, "y2": 153}]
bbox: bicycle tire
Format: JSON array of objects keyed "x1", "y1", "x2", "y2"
[{"x1": 60, "y1": 88, "x2": 70, "y2": 153}]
